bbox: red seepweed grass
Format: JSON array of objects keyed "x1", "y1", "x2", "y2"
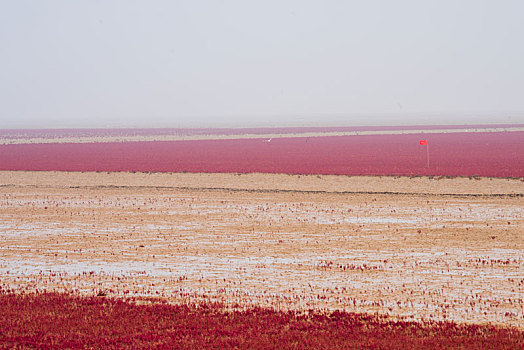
[
  {"x1": 1, "y1": 132, "x2": 522, "y2": 177},
  {"x1": 1, "y1": 291, "x2": 522, "y2": 349}
]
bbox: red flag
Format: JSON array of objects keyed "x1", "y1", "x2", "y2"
[{"x1": 419, "y1": 140, "x2": 428, "y2": 145}]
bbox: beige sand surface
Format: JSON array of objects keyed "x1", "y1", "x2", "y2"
[
  {"x1": 0, "y1": 171, "x2": 523, "y2": 328},
  {"x1": 2, "y1": 127, "x2": 523, "y2": 144},
  {"x1": 1, "y1": 171, "x2": 522, "y2": 195}
]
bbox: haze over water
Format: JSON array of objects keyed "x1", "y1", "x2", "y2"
[{"x1": 1, "y1": 1, "x2": 523, "y2": 128}]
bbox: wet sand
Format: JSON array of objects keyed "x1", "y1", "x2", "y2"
[
  {"x1": 0, "y1": 171, "x2": 523, "y2": 328},
  {"x1": 2, "y1": 126, "x2": 523, "y2": 144}
]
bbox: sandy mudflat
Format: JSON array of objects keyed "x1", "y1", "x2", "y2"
[
  {"x1": 0, "y1": 171, "x2": 522, "y2": 195},
  {"x1": 2, "y1": 126, "x2": 523, "y2": 144},
  {"x1": 0, "y1": 171, "x2": 523, "y2": 328}
]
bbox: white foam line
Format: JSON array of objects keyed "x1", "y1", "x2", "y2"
[{"x1": 1, "y1": 127, "x2": 523, "y2": 145}]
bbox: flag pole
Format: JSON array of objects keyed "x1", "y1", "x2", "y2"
[{"x1": 426, "y1": 143, "x2": 430, "y2": 168}]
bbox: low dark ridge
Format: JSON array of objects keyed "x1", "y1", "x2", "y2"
[{"x1": 12, "y1": 184, "x2": 523, "y2": 197}]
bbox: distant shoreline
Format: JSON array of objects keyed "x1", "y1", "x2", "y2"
[{"x1": 1, "y1": 124, "x2": 523, "y2": 145}]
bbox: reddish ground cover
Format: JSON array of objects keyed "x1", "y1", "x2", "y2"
[
  {"x1": 1, "y1": 291, "x2": 522, "y2": 349},
  {"x1": 0, "y1": 132, "x2": 522, "y2": 177}
]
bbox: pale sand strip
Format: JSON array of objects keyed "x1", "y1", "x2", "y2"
[
  {"x1": 0, "y1": 171, "x2": 522, "y2": 195},
  {"x1": 1, "y1": 127, "x2": 523, "y2": 145}
]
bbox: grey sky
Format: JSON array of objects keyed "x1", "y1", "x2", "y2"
[{"x1": 1, "y1": 0, "x2": 523, "y2": 128}]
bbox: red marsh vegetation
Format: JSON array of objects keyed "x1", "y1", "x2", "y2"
[
  {"x1": 0, "y1": 132, "x2": 522, "y2": 177},
  {"x1": 1, "y1": 291, "x2": 523, "y2": 349}
]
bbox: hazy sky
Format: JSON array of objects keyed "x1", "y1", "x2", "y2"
[{"x1": 1, "y1": 0, "x2": 523, "y2": 128}]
